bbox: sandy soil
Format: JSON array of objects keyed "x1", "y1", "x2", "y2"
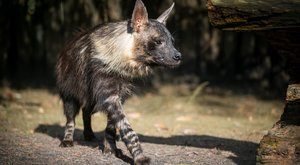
[{"x1": 0, "y1": 85, "x2": 284, "y2": 164}]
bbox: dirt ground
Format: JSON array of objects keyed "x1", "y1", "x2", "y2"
[{"x1": 0, "y1": 85, "x2": 284, "y2": 165}]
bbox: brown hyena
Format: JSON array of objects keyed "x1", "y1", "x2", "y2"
[{"x1": 55, "y1": 0, "x2": 181, "y2": 164}]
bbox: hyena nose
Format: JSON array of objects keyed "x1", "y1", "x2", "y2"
[{"x1": 173, "y1": 52, "x2": 182, "y2": 61}]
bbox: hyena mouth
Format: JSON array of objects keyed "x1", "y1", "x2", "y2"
[
  {"x1": 146, "y1": 59, "x2": 180, "y2": 68},
  {"x1": 154, "y1": 57, "x2": 181, "y2": 68},
  {"x1": 164, "y1": 61, "x2": 181, "y2": 68}
]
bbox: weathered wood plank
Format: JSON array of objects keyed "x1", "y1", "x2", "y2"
[{"x1": 207, "y1": 0, "x2": 300, "y2": 30}]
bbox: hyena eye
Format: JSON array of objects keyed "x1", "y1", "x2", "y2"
[
  {"x1": 148, "y1": 39, "x2": 163, "y2": 50},
  {"x1": 155, "y1": 40, "x2": 162, "y2": 45}
]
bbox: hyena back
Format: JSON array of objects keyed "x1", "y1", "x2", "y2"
[{"x1": 56, "y1": 0, "x2": 181, "y2": 164}]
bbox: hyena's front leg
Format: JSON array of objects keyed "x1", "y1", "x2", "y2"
[
  {"x1": 60, "y1": 98, "x2": 80, "y2": 147},
  {"x1": 104, "y1": 96, "x2": 150, "y2": 165},
  {"x1": 117, "y1": 115, "x2": 150, "y2": 165}
]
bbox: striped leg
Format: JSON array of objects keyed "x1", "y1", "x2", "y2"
[
  {"x1": 104, "y1": 96, "x2": 150, "y2": 164},
  {"x1": 60, "y1": 98, "x2": 80, "y2": 147},
  {"x1": 117, "y1": 116, "x2": 150, "y2": 165}
]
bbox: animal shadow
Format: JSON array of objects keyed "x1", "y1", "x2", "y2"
[
  {"x1": 35, "y1": 124, "x2": 258, "y2": 165},
  {"x1": 34, "y1": 124, "x2": 133, "y2": 164}
]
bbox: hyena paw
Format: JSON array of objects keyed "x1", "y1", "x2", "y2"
[
  {"x1": 103, "y1": 147, "x2": 123, "y2": 158},
  {"x1": 114, "y1": 148, "x2": 124, "y2": 158},
  {"x1": 134, "y1": 155, "x2": 151, "y2": 165},
  {"x1": 102, "y1": 146, "x2": 113, "y2": 155},
  {"x1": 59, "y1": 140, "x2": 74, "y2": 147}
]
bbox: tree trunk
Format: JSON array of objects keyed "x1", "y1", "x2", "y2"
[
  {"x1": 207, "y1": 0, "x2": 300, "y2": 31},
  {"x1": 207, "y1": 0, "x2": 300, "y2": 164},
  {"x1": 256, "y1": 30, "x2": 300, "y2": 164}
]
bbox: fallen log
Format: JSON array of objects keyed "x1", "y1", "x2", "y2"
[
  {"x1": 207, "y1": 0, "x2": 300, "y2": 31},
  {"x1": 207, "y1": 0, "x2": 300, "y2": 164}
]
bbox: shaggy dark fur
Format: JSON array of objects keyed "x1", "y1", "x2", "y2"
[{"x1": 55, "y1": 0, "x2": 181, "y2": 164}]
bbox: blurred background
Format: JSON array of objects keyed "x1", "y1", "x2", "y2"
[
  {"x1": 0, "y1": 1, "x2": 290, "y2": 163},
  {"x1": 0, "y1": 0, "x2": 289, "y2": 97}
]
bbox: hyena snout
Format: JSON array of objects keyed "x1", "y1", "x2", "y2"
[{"x1": 172, "y1": 51, "x2": 182, "y2": 61}]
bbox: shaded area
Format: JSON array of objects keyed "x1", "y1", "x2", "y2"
[
  {"x1": 34, "y1": 124, "x2": 133, "y2": 164},
  {"x1": 35, "y1": 124, "x2": 258, "y2": 165},
  {"x1": 0, "y1": 132, "x2": 134, "y2": 165},
  {"x1": 139, "y1": 134, "x2": 257, "y2": 164}
]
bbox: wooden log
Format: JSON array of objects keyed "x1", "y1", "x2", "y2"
[
  {"x1": 207, "y1": 0, "x2": 300, "y2": 30},
  {"x1": 256, "y1": 30, "x2": 300, "y2": 164},
  {"x1": 207, "y1": 1, "x2": 300, "y2": 164}
]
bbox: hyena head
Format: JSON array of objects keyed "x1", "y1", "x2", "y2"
[
  {"x1": 91, "y1": 0, "x2": 181, "y2": 77},
  {"x1": 131, "y1": 0, "x2": 181, "y2": 69}
]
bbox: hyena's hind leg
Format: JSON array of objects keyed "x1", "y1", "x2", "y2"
[
  {"x1": 103, "y1": 118, "x2": 123, "y2": 157},
  {"x1": 59, "y1": 98, "x2": 80, "y2": 147},
  {"x1": 82, "y1": 105, "x2": 96, "y2": 141}
]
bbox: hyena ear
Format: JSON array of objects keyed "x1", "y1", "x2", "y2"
[
  {"x1": 131, "y1": 0, "x2": 148, "y2": 32},
  {"x1": 157, "y1": 3, "x2": 175, "y2": 25}
]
